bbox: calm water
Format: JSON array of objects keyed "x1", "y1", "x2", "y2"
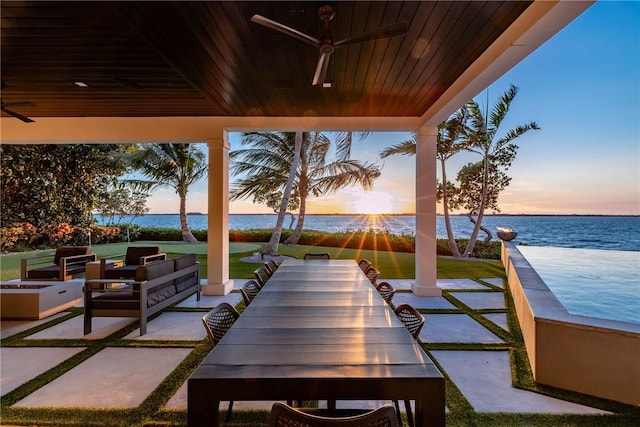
[
  {"x1": 100, "y1": 214, "x2": 640, "y2": 252},
  {"x1": 518, "y1": 246, "x2": 640, "y2": 325}
]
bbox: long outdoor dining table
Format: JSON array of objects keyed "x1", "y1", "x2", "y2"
[{"x1": 187, "y1": 259, "x2": 445, "y2": 426}]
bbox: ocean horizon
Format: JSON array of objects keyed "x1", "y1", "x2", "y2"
[{"x1": 95, "y1": 213, "x2": 640, "y2": 252}]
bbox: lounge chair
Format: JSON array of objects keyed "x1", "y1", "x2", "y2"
[
  {"x1": 100, "y1": 246, "x2": 166, "y2": 280},
  {"x1": 21, "y1": 246, "x2": 96, "y2": 281}
]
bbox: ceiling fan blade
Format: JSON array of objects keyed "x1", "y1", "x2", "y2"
[
  {"x1": 2, "y1": 107, "x2": 34, "y2": 123},
  {"x1": 251, "y1": 14, "x2": 320, "y2": 47},
  {"x1": 312, "y1": 52, "x2": 331, "y2": 86},
  {"x1": 334, "y1": 22, "x2": 408, "y2": 48}
]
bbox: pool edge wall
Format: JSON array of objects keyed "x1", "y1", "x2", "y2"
[{"x1": 501, "y1": 241, "x2": 640, "y2": 406}]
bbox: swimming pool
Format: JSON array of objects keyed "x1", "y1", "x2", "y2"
[{"x1": 517, "y1": 246, "x2": 640, "y2": 324}]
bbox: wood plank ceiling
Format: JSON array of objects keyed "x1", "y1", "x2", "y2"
[{"x1": 1, "y1": 1, "x2": 532, "y2": 120}]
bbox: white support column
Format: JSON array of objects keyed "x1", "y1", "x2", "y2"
[
  {"x1": 202, "y1": 133, "x2": 234, "y2": 295},
  {"x1": 412, "y1": 126, "x2": 441, "y2": 296}
]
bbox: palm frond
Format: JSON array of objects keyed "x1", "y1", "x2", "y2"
[{"x1": 379, "y1": 139, "x2": 417, "y2": 158}]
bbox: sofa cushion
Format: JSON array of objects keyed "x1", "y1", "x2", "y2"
[
  {"x1": 174, "y1": 254, "x2": 198, "y2": 292},
  {"x1": 135, "y1": 259, "x2": 174, "y2": 282},
  {"x1": 104, "y1": 265, "x2": 138, "y2": 280},
  {"x1": 147, "y1": 282, "x2": 177, "y2": 307},
  {"x1": 174, "y1": 253, "x2": 196, "y2": 270},
  {"x1": 91, "y1": 286, "x2": 139, "y2": 310},
  {"x1": 125, "y1": 246, "x2": 162, "y2": 266},
  {"x1": 54, "y1": 246, "x2": 91, "y2": 264},
  {"x1": 28, "y1": 264, "x2": 86, "y2": 279}
]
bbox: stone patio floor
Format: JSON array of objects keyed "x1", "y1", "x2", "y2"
[{"x1": 1, "y1": 277, "x2": 610, "y2": 425}]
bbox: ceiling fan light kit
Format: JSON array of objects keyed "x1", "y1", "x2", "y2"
[{"x1": 251, "y1": 4, "x2": 407, "y2": 86}]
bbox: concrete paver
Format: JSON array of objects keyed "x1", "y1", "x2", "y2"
[
  {"x1": 482, "y1": 312, "x2": 509, "y2": 331},
  {"x1": 123, "y1": 311, "x2": 206, "y2": 341},
  {"x1": 0, "y1": 347, "x2": 86, "y2": 395},
  {"x1": 176, "y1": 292, "x2": 243, "y2": 309},
  {"x1": 0, "y1": 312, "x2": 68, "y2": 340},
  {"x1": 13, "y1": 347, "x2": 192, "y2": 408},
  {"x1": 24, "y1": 315, "x2": 135, "y2": 340},
  {"x1": 420, "y1": 314, "x2": 503, "y2": 344},
  {"x1": 479, "y1": 277, "x2": 504, "y2": 288},
  {"x1": 437, "y1": 279, "x2": 490, "y2": 290},
  {"x1": 431, "y1": 350, "x2": 610, "y2": 414},
  {"x1": 392, "y1": 293, "x2": 456, "y2": 309},
  {"x1": 451, "y1": 291, "x2": 505, "y2": 310}
]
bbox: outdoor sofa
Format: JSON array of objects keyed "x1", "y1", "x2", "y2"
[
  {"x1": 21, "y1": 246, "x2": 96, "y2": 281},
  {"x1": 84, "y1": 253, "x2": 201, "y2": 336}
]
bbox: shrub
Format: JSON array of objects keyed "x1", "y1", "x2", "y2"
[
  {"x1": 89, "y1": 224, "x2": 123, "y2": 244},
  {"x1": 0, "y1": 222, "x2": 38, "y2": 252}
]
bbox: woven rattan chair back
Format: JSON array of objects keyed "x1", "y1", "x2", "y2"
[
  {"x1": 265, "y1": 260, "x2": 279, "y2": 274},
  {"x1": 375, "y1": 281, "x2": 396, "y2": 304},
  {"x1": 358, "y1": 259, "x2": 372, "y2": 272},
  {"x1": 394, "y1": 304, "x2": 425, "y2": 339},
  {"x1": 202, "y1": 302, "x2": 240, "y2": 346},
  {"x1": 254, "y1": 266, "x2": 272, "y2": 287},
  {"x1": 364, "y1": 266, "x2": 380, "y2": 285},
  {"x1": 304, "y1": 253, "x2": 331, "y2": 260},
  {"x1": 240, "y1": 280, "x2": 261, "y2": 306},
  {"x1": 268, "y1": 402, "x2": 399, "y2": 427}
]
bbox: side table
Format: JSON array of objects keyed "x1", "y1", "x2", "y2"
[{"x1": 85, "y1": 260, "x2": 123, "y2": 290}]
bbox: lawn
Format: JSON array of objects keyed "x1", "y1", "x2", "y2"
[{"x1": 0, "y1": 241, "x2": 505, "y2": 282}]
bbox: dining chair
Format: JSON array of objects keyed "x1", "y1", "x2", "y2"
[
  {"x1": 304, "y1": 253, "x2": 331, "y2": 260},
  {"x1": 254, "y1": 266, "x2": 272, "y2": 287},
  {"x1": 364, "y1": 265, "x2": 380, "y2": 285},
  {"x1": 268, "y1": 402, "x2": 399, "y2": 427},
  {"x1": 375, "y1": 281, "x2": 396, "y2": 304},
  {"x1": 393, "y1": 304, "x2": 426, "y2": 427},
  {"x1": 265, "y1": 260, "x2": 280, "y2": 274},
  {"x1": 358, "y1": 259, "x2": 372, "y2": 272},
  {"x1": 240, "y1": 279, "x2": 261, "y2": 306},
  {"x1": 202, "y1": 303, "x2": 240, "y2": 421}
]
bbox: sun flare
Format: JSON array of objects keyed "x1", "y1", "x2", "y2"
[{"x1": 351, "y1": 191, "x2": 395, "y2": 214}]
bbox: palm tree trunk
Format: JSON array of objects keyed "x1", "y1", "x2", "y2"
[
  {"x1": 463, "y1": 156, "x2": 489, "y2": 257},
  {"x1": 265, "y1": 132, "x2": 302, "y2": 255},
  {"x1": 440, "y1": 158, "x2": 462, "y2": 257},
  {"x1": 284, "y1": 190, "x2": 307, "y2": 245},
  {"x1": 179, "y1": 190, "x2": 198, "y2": 243}
]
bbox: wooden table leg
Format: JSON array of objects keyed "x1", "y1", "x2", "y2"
[{"x1": 188, "y1": 380, "x2": 219, "y2": 427}]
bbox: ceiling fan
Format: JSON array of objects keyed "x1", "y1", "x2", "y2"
[
  {"x1": 251, "y1": 5, "x2": 408, "y2": 86},
  {"x1": 1, "y1": 100, "x2": 35, "y2": 123}
]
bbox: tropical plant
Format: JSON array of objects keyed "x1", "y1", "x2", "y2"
[
  {"x1": 0, "y1": 144, "x2": 127, "y2": 228},
  {"x1": 448, "y1": 161, "x2": 512, "y2": 241},
  {"x1": 94, "y1": 181, "x2": 150, "y2": 226},
  {"x1": 230, "y1": 131, "x2": 381, "y2": 251},
  {"x1": 268, "y1": 131, "x2": 302, "y2": 255},
  {"x1": 127, "y1": 143, "x2": 207, "y2": 243},
  {"x1": 435, "y1": 107, "x2": 470, "y2": 256},
  {"x1": 381, "y1": 107, "x2": 470, "y2": 257},
  {"x1": 461, "y1": 84, "x2": 539, "y2": 257}
]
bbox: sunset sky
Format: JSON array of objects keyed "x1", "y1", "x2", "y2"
[{"x1": 147, "y1": 1, "x2": 639, "y2": 216}]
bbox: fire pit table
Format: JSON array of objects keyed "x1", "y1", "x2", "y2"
[{"x1": 0, "y1": 279, "x2": 83, "y2": 319}]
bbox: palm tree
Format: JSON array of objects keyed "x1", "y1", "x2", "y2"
[
  {"x1": 230, "y1": 131, "x2": 381, "y2": 248},
  {"x1": 285, "y1": 132, "x2": 380, "y2": 245},
  {"x1": 462, "y1": 84, "x2": 539, "y2": 257},
  {"x1": 268, "y1": 132, "x2": 302, "y2": 255},
  {"x1": 381, "y1": 107, "x2": 469, "y2": 257},
  {"x1": 128, "y1": 143, "x2": 207, "y2": 243}
]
